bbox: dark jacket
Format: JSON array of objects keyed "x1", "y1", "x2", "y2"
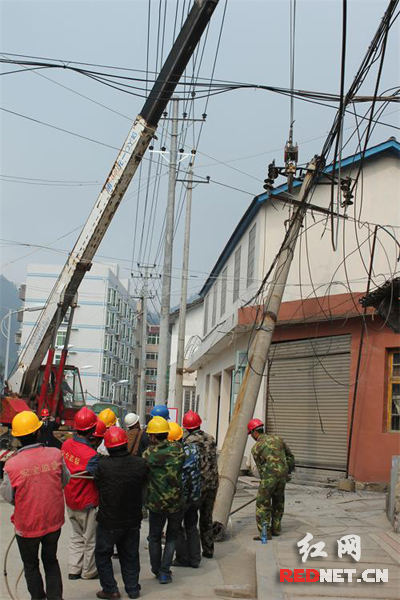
[
  {"x1": 39, "y1": 419, "x2": 61, "y2": 449},
  {"x1": 94, "y1": 447, "x2": 148, "y2": 529}
]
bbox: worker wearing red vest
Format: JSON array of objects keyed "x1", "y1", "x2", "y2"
[
  {"x1": 62, "y1": 407, "x2": 100, "y2": 580},
  {"x1": 0, "y1": 410, "x2": 70, "y2": 600}
]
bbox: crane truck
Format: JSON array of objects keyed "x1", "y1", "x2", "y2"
[{"x1": 0, "y1": 0, "x2": 220, "y2": 461}]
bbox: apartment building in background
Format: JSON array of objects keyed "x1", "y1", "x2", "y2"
[
  {"x1": 18, "y1": 263, "x2": 138, "y2": 410},
  {"x1": 145, "y1": 324, "x2": 159, "y2": 416}
]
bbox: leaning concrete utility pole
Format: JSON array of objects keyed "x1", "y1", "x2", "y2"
[
  {"x1": 174, "y1": 167, "x2": 193, "y2": 422},
  {"x1": 156, "y1": 97, "x2": 179, "y2": 403},
  {"x1": 212, "y1": 157, "x2": 321, "y2": 538}
]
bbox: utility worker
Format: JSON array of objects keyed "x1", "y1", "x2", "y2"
[
  {"x1": 183, "y1": 410, "x2": 219, "y2": 559},
  {"x1": 247, "y1": 418, "x2": 295, "y2": 540},
  {"x1": 91, "y1": 419, "x2": 107, "y2": 450},
  {"x1": 0, "y1": 411, "x2": 70, "y2": 600},
  {"x1": 143, "y1": 417, "x2": 185, "y2": 584},
  {"x1": 97, "y1": 408, "x2": 117, "y2": 456},
  {"x1": 94, "y1": 426, "x2": 148, "y2": 600},
  {"x1": 150, "y1": 404, "x2": 170, "y2": 420},
  {"x1": 38, "y1": 408, "x2": 62, "y2": 449},
  {"x1": 124, "y1": 412, "x2": 150, "y2": 457},
  {"x1": 168, "y1": 422, "x2": 202, "y2": 569},
  {"x1": 62, "y1": 407, "x2": 100, "y2": 580}
]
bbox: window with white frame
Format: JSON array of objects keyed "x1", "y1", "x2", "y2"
[
  {"x1": 247, "y1": 223, "x2": 256, "y2": 287},
  {"x1": 106, "y1": 311, "x2": 116, "y2": 329},
  {"x1": 146, "y1": 368, "x2": 157, "y2": 376},
  {"x1": 212, "y1": 280, "x2": 218, "y2": 328},
  {"x1": 146, "y1": 382, "x2": 156, "y2": 392},
  {"x1": 147, "y1": 333, "x2": 159, "y2": 345},
  {"x1": 146, "y1": 352, "x2": 158, "y2": 360},
  {"x1": 107, "y1": 287, "x2": 117, "y2": 306},
  {"x1": 56, "y1": 330, "x2": 67, "y2": 348},
  {"x1": 233, "y1": 246, "x2": 241, "y2": 302},
  {"x1": 203, "y1": 294, "x2": 209, "y2": 337},
  {"x1": 220, "y1": 266, "x2": 228, "y2": 317}
]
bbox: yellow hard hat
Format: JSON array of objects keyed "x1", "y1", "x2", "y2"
[
  {"x1": 12, "y1": 411, "x2": 43, "y2": 437},
  {"x1": 147, "y1": 416, "x2": 170, "y2": 434},
  {"x1": 98, "y1": 408, "x2": 117, "y2": 428},
  {"x1": 168, "y1": 421, "x2": 183, "y2": 441}
]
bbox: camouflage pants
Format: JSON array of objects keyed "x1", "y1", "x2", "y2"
[
  {"x1": 199, "y1": 487, "x2": 217, "y2": 556},
  {"x1": 256, "y1": 477, "x2": 286, "y2": 535}
]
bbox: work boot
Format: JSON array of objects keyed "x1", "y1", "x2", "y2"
[
  {"x1": 202, "y1": 551, "x2": 213, "y2": 559},
  {"x1": 96, "y1": 591, "x2": 121, "y2": 599},
  {"x1": 68, "y1": 573, "x2": 81, "y2": 580}
]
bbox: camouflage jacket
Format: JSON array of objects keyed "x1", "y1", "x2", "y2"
[
  {"x1": 251, "y1": 434, "x2": 295, "y2": 481},
  {"x1": 182, "y1": 442, "x2": 201, "y2": 505},
  {"x1": 184, "y1": 430, "x2": 219, "y2": 492},
  {"x1": 142, "y1": 439, "x2": 185, "y2": 514}
]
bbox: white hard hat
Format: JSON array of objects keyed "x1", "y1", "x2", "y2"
[{"x1": 124, "y1": 412, "x2": 140, "y2": 428}]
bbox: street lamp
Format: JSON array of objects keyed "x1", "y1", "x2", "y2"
[
  {"x1": 0, "y1": 305, "x2": 46, "y2": 382},
  {"x1": 111, "y1": 379, "x2": 129, "y2": 404}
]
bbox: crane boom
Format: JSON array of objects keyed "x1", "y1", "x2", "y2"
[{"x1": 9, "y1": 0, "x2": 220, "y2": 397}]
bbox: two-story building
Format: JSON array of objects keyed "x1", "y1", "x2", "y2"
[{"x1": 187, "y1": 138, "x2": 400, "y2": 485}]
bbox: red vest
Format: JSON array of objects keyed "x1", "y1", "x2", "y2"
[
  {"x1": 5, "y1": 446, "x2": 65, "y2": 538},
  {"x1": 62, "y1": 437, "x2": 99, "y2": 510}
]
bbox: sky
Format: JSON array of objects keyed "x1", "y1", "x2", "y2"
[{"x1": 0, "y1": 0, "x2": 399, "y2": 312}]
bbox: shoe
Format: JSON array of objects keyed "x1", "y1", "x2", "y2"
[
  {"x1": 68, "y1": 573, "x2": 81, "y2": 580},
  {"x1": 158, "y1": 573, "x2": 172, "y2": 584},
  {"x1": 112, "y1": 553, "x2": 119, "y2": 559},
  {"x1": 96, "y1": 591, "x2": 121, "y2": 599},
  {"x1": 191, "y1": 563, "x2": 200, "y2": 568},
  {"x1": 128, "y1": 592, "x2": 140, "y2": 599},
  {"x1": 202, "y1": 551, "x2": 213, "y2": 559},
  {"x1": 172, "y1": 559, "x2": 190, "y2": 567},
  {"x1": 253, "y1": 536, "x2": 261, "y2": 541},
  {"x1": 82, "y1": 573, "x2": 99, "y2": 580}
]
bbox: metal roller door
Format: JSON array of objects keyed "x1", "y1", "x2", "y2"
[{"x1": 266, "y1": 335, "x2": 351, "y2": 471}]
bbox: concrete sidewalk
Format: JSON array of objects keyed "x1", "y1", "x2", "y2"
[{"x1": 0, "y1": 482, "x2": 398, "y2": 600}]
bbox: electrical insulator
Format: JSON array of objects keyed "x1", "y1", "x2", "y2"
[
  {"x1": 267, "y1": 160, "x2": 279, "y2": 180},
  {"x1": 161, "y1": 146, "x2": 166, "y2": 152},
  {"x1": 284, "y1": 142, "x2": 298, "y2": 164},
  {"x1": 340, "y1": 176, "x2": 354, "y2": 207}
]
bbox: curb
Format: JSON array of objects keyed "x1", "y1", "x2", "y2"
[{"x1": 256, "y1": 542, "x2": 285, "y2": 600}]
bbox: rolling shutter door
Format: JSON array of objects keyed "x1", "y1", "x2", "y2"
[{"x1": 266, "y1": 335, "x2": 351, "y2": 471}]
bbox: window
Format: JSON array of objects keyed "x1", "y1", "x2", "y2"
[
  {"x1": 102, "y1": 357, "x2": 112, "y2": 375},
  {"x1": 146, "y1": 352, "x2": 158, "y2": 360},
  {"x1": 388, "y1": 350, "x2": 400, "y2": 431},
  {"x1": 104, "y1": 333, "x2": 112, "y2": 352},
  {"x1": 106, "y1": 311, "x2": 115, "y2": 329},
  {"x1": 146, "y1": 383, "x2": 156, "y2": 392},
  {"x1": 107, "y1": 287, "x2": 117, "y2": 306},
  {"x1": 146, "y1": 368, "x2": 157, "y2": 376},
  {"x1": 147, "y1": 334, "x2": 159, "y2": 345},
  {"x1": 212, "y1": 280, "x2": 218, "y2": 328},
  {"x1": 101, "y1": 380, "x2": 110, "y2": 398},
  {"x1": 247, "y1": 223, "x2": 256, "y2": 287},
  {"x1": 56, "y1": 330, "x2": 67, "y2": 348},
  {"x1": 220, "y1": 266, "x2": 228, "y2": 317},
  {"x1": 203, "y1": 294, "x2": 209, "y2": 337},
  {"x1": 233, "y1": 246, "x2": 241, "y2": 302},
  {"x1": 184, "y1": 388, "x2": 191, "y2": 413}
]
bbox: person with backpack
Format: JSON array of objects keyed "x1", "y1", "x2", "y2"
[{"x1": 124, "y1": 412, "x2": 149, "y2": 457}]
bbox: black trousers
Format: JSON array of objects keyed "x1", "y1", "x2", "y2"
[
  {"x1": 16, "y1": 529, "x2": 62, "y2": 600},
  {"x1": 148, "y1": 511, "x2": 182, "y2": 576},
  {"x1": 175, "y1": 502, "x2": 201, "y2": 567},
  {"x1": 95, "y1": 524, "x2": 140, "y2": 596}
]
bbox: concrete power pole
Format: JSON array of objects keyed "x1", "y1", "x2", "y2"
[
  {"x1": 137, "y1": 264, "x2": 154, "y2": 424},
  {"x1": 156, "y1": 97, "x2": 179, "y2": 403},
  {"x1": 212, "y1": 157, "x2": 321, "y2": 538},
  {"x1": 174, "y1": 168, "x2": 193, "y2": 422}
]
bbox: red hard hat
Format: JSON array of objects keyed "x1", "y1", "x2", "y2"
[
  {"x1": 182, "y1": 410, "x2": 202, "y2": 430},
  {"x1": 93, "y1": 419, "x2": 107, "y2": 439},
  {"x1": 41, "y1": 408, "x2": 50, "y2": 417},
  {"x1": 104, "y1": 426, "x2": 128, "y2": 449},
  {"x1": 74, "y1": 407, "x2": 97, "y2": 431},
  {"x1": 247, "y1": 418, "x2": 264, "y2": 434}
]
